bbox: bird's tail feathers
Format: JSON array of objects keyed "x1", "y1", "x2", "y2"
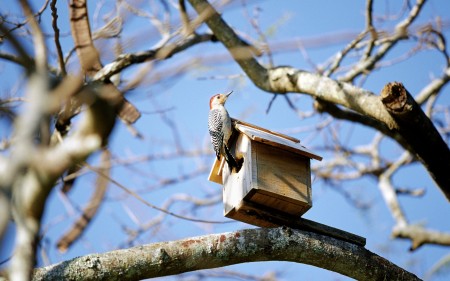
[{"x1": 224, "y1": 145, "x2": 242, "y2": 172}]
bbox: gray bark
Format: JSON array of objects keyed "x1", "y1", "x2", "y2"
[{"x1": 33, "y1": 227, "x2": 421, "y2": 281}]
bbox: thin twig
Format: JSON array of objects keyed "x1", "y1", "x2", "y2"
[
  {"x1": 50, "y1": 0, "x2": 66, "y2": 76},
  {"x1": 85, "y1": 163, "x2": 233, "y2": 224},
  {"x1": 57, "y1": 149, "x2": 111, "y2": 252},
  {"x1": 265, "y1": 94, "x2": 277, "y2": 114},
  {"x1": 179, "y1": 0, "x2": 193, "y2": 35}
]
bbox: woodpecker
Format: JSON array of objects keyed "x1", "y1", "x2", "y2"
[{"x1": 208, "y1": 91, "x2": 239, "y2": 171}]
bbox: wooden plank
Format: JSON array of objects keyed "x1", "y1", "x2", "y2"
[
  {"x1": 224, "y1": 205, "x2": 278, "y2": 228},
  {"x1": 294, "y1": 217, "x2": 366, "y2": 247},
  {"x1": 235, "y1": 123, "x2": 322, "y2": 161},
  {"x1": 230, "y1": 200, "x2": 366, "y2": 247},
  {"x1": 207, "y1": 158, "x2": 223, "y2": 184},
  {"x1": 232, "y1": 118, "x2": 300, "y2": 143},
  {"x1": 223, "y1": 134, "x2": 253, "y2": 215},
  {"x1": 254, "y1": 142, "x2": 312, "y2": 205},
  {"x1": 248, "y1": 190, "x2": 311, "y2": 216}
]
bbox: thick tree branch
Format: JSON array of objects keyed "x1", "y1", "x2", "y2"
[
  {"x1": 188, "y1": 0, "x2": 269, "y2": 89},
  {"x1": 393, "y1": 224, "x2": 450, "y2": 251},
  {"x1": 33, "y1": 227, "x2": 420, "y2": 281},
  {"x1": 187, "y1": 0, "x2": 397, "y2": 128},
  {"x1": 380, "y1": 82, "x2": 450, "y2": 200},
  {"x1": 68, "y1": 0, "x2": 140, "y2": 124},
  {"x1": 5, "y1": 76, "x2": 117, "y2": 281},
  {"x1": 69, "y1": 0, "x2": 102, "y2": 76},
  {"x1": 314, "y1": 99, "x2": 409, "y2": 149},
  {"x1": 8, "y1": 1, "x2": 51, "y2": 279}
]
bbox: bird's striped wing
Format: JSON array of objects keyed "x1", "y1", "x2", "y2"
[{"x1": 208, "y1": 109, "x2": 224, "y2": 160}]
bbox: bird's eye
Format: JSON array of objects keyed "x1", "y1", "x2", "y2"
[{"x1": 216, "y1": 96, "x2": 220, "y2": 99}]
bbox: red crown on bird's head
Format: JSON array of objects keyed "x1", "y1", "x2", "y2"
[
  {"x1": 209, "y1": 94, "x2": 221, "y2": 109},
  {"x1": 209, "y1": 91, "x2": 233, "y2": 109}
]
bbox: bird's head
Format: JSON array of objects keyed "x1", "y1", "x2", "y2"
[{"x1": 209, "y1": 91, "x2": 233, "y2": 109}]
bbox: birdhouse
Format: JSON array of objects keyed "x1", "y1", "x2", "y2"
[{"x1": 208, "y1": 119, "x2": 322, "y2": 227}]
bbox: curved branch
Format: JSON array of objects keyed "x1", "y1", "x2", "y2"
[
  {"x1": 68, "y1": 0, "x2": 140, "y2": 124},
  {"x1": 33, "y1": 227, "x2": 420, "y2": 281},
  {"x1": 393, "y1": 224, "x2": 450, "y2": 251},
  {"x1": 56, "y1": 149, "x2": 111, "y2": 253},
  {"x1": 69, "y1": 0, "x2": 101, "y2": 76},
  {"x1": 339, "y1": 0, "x2": 426, "y2": 82},
  {"x1": 93, "y1": 33, "x2": 216, "y2": 82},
  {"x1": 0, "y1": 51, "x2": 33, "y2": 69},
  {"x1": 6, "y1": 77, "x2": 117, "y2": 281},
  {"x1": 51, "y1": 0, "x2": 67, "y2": 76},
  {"x1": 313, "y1": 99, "x2": 408, "y2": 149},
  {"x1": 19, "y1": 0, "x2": 48, "y2": 74},
  {"x1": 415, "y1": 66, "x2": 450, "y2": 104}
]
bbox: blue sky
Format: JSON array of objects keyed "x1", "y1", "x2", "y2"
[{"x1": 1, "y1": 0, "x2": 450, "y2": 280}]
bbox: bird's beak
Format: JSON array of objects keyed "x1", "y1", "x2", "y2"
[{"x1": 225, "y1": 91, "x2": 233, "y2": 98}]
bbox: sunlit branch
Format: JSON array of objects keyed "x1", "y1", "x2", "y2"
[
  {"x1": 379, "y1": 152, "x2": 450, "y2": 250},
  {"x1": 93, "y1": 33, "x2": 216, "y2": 82},
  {"x1": 338, "y1": 0, "x2": 427, "y2": 82},
  {"x1": 33, "y1": 227, "x2": 421, "y2": 281}
]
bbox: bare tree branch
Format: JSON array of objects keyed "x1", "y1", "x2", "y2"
[
  {"x1": 4, "y1": 74, "x2": 117, "y2": 280},
  {"x1": 56, "y1": 149, "x2": 111, "y2": 253},
  {"x1": 68, "y1": 0, "x2": 140, "y2": 124},
  {"x1": 380, "y1": 82, "x2": 450, "y2": 199},
  {"x1": 7, "y1": 0, "x2": 51, "y2": 279},
  {"x1": 87, "y1": 164, "x2": 231, "y2": 224},
  {"x1": 50, "y1": 0, "x2": 66, "y2": 76},
  {"x1": 338, "y1": 0, "x2": 426, "y2": 82},
  {"x1": 415, "y1": 66, "x2": 450, "y2": 104},
  {"x1": 32, "y1": 227, "x2": 421, "y2": 281},
  {"x1": 393, "y1": 224, "x2": 450, "y2": 251},
  {"x1": 178, "y1": 0, "x2": 193, "y2": 35},
  {"x1": 93, "y1": 33, "x2": 216, "y2": 82},
  {"x1": 0, "y1": 16, "x2": 35, "y2": 72},
  {"x1": 69, "y1": 0, "x2": 102, "y2": 76}
]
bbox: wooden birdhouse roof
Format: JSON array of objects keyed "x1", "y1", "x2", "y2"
[
  {"x1": 233, "y1": 119, "x2": 322, "y2": 161},
  {"x1": 208, "y1": 118, "x2": 322, "y2": 184}
]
